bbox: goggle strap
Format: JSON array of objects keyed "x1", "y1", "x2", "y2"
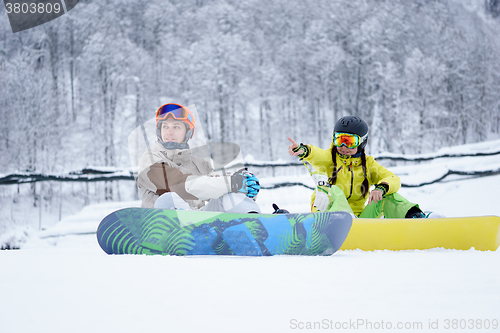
[{"x1": 359, "y1": 132, "x2": 368, "y2": 143}]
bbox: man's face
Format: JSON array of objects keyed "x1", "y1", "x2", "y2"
[{"x1": 160, "y1": 120, "x2": 187, "y2": 143}]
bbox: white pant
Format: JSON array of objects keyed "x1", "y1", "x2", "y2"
[{"x1": 154, "y1": 192, "x2": 261, "y2": 214}]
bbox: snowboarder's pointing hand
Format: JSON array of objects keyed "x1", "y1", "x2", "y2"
[{"x1": 288, "y1": 137, "x2": 302, "y2": 156}]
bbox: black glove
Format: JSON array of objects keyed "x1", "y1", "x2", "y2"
[
  {"x1": 374, "y1": 183, "x2": 389, "y2": 196},
  {"x1": 292, "y1": 143, "x2": 310, "y2": 159},
  {"x1": 230, "y1": 168, "x2": 261, "y2": 198}
]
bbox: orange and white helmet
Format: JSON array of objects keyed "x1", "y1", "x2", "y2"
[{"x1": 155, "y1": 103, "x2": 195, "y2": 149}]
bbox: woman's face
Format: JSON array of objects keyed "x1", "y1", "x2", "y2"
[
  {"x1": 337, "y1": 146, "x2": 358, "y2": 156},
  {"x1": 161, "y1": 120, "x2": 187, "y2": 143}
]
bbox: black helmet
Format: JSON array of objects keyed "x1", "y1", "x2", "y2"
[{"x1": 333, "y1": 116, "x2": 369, "y2": 150}]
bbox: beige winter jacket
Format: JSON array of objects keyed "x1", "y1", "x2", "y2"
[{"x1": 137, "y1": 141, "x2": 232, "y2": 209}]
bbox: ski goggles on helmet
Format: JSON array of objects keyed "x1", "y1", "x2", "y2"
[
  {"x1": 333, "y1": 132, "x2": 363, "y2": 149},
  {"x1": 156, "y1": 103, "x2": 195, "y2": 128}
]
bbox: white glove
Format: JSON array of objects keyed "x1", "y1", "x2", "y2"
[
  {"x1": 313, "y1": 187, "x2": 331, "y2": 212},
  {"x1": 311, "y1": 172, "x2": 329, "y2": 186},
  {"x1": 311, "y1": 172, "x2": 332, "y2": 212}
]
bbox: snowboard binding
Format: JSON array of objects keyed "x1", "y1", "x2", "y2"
[{"x1": 272, "y1": 203, "x2": 290, "y2": 214}]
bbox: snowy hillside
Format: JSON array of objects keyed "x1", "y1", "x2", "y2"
[{"x1": 1, "y1": 139, "x2": 500, "y2": 333}]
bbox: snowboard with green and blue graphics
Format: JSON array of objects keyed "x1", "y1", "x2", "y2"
[{"x1": 96, "y1": 208, "x2": 352, "y2": 256}]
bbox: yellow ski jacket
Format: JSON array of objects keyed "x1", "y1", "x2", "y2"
[{"x1": 303, "y1": 143, "x2": 401, "y2": 216}]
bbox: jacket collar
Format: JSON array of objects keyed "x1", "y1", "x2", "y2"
[
  {"x1": 152, "y1": 141, "x2": 192, "y2": 165},
  {"x1": 336, "y1": 151, "x2": 362, "y2": 166}
]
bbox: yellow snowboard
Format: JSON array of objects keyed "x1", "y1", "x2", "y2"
[{"x1": 340, "y1": 216, "x2": 500, "y2": 251}]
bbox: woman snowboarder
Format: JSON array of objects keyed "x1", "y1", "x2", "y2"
[
  {"x1": 288, "y1": 115, "x2": 435, "y2": 218},
  {"x1": 137, "y1": 103, "x2": 261, "y2": 213}
]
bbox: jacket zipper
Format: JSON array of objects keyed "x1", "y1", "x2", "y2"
[{"x1": 346, "y1": 163, "x2": 354, "y2": 200}]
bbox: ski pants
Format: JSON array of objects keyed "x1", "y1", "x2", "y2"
[
  {"x1": 326, "y1": 185, "x2": 419, "y2": 218},
  {"x1": 154, "y1": 192, "x2": 261, "y2": 214}
]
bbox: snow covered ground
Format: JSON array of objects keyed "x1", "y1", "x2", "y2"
[{"x1": 1, "y1": 140, "x2": 500, "y2": 333}]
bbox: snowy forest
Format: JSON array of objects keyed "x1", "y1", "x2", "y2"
[
  {"x1": 1, "y1": 0, "x2": 500, "y2": 230},
  {"x1": 1, "y1": 0, "x2": 500, "y2": 173}
]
